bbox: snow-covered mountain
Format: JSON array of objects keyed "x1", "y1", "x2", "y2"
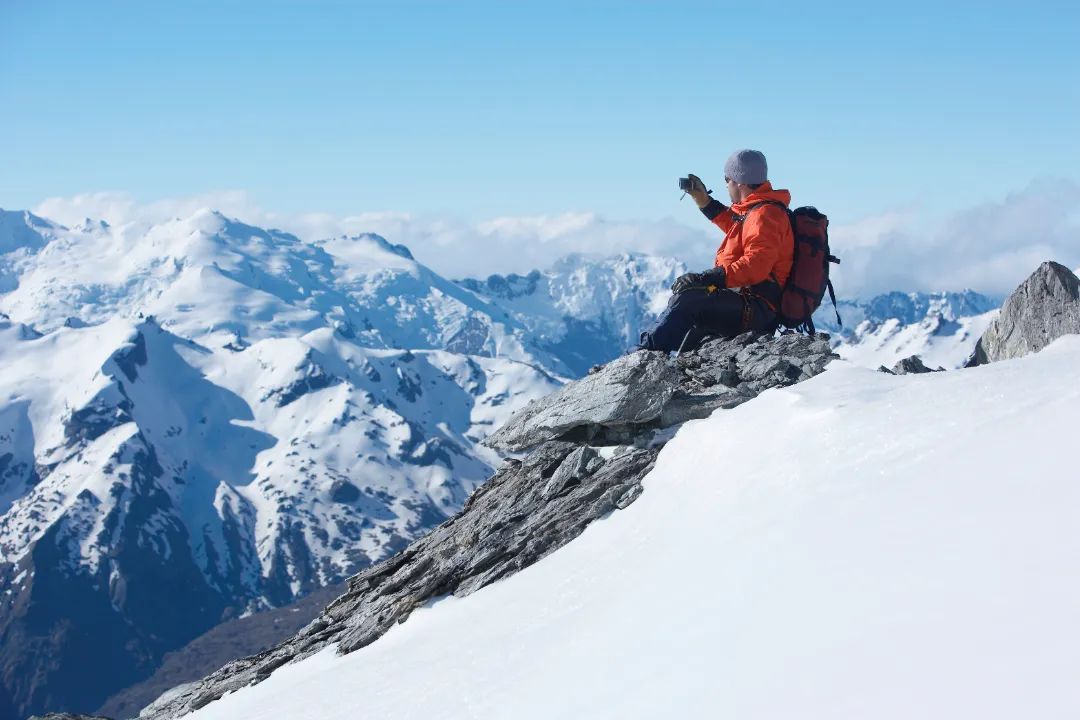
[
  {"x1": 0, "y1": 209, "x2": 544, "y2": 363},
  {"x1": 457, "y1": 257, "x2": 1001, "y2": 373},
  {"x1": 177, "y1": 334, "x2": 1080, "y2": 720},
  {"x1": 456, "y1": 253, "x2": 685, "y2": 376},
  {"x1": 0, "y1": 208, "x2": 570, "y2": 717},
  {"x1": 813, "y1": 289, "x2": 1001, "y2": 369}
]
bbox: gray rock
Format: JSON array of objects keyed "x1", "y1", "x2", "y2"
[
  {"x1": 879, "y1": 355, "x2": 944, "y2": 375},
  {"x1": 28, "y1": 714, "x2": 112, "y2": 720},
  {"x1": 968, "y1": 261, "x2": 1080, "y2": 366},
  {"x1": 541, "y1": 445, "x2": 598, "y2": 498},
  {"x1": 484, "y1": 350, "x2": 682, "y2": 451},
  {"x1": 487, "y1": 332, "x2": 837, "y2": 452}
]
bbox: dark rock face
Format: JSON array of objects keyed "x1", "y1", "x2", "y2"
[
  {"x1": 968, "y1": 262, "x2": 1080, "y2": 366},
  {"x1": 0, "y1": 324, "x2": 279, "y2": 720},
  {"x1": 456, "y1": 270, "x2": 542, "y2": 301},
  {"x1": 0, "y1": 446, "x2": 229, "y2": 720},
  {"x1": 329, "y1": 479, "x2": 361, "y2": 504},
  {"x1": 139, "y1": 332, "x2": 837, "y2": 720},
  {"x1": 266, "y1": 352, "x2": 341, "y2": 407},
  {"x1": 96, "y1": 582, "x2": 346, "y2": 720}
]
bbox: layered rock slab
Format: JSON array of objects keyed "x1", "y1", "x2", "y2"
[{"x1": 486, "y1": 332, "x2": 837, "y2": 451}]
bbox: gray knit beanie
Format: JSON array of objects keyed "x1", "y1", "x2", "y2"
[{"x1": 724, "y1": 149, "x2": 768, "y2": 185}]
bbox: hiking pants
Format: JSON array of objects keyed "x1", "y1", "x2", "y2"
[{"x1": 639, "y1": 288, "x2": 777, "y2": 353}]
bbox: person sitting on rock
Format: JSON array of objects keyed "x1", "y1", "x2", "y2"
[{"x1": 639, "y1": 149, "x2": 794, "y2": 352}]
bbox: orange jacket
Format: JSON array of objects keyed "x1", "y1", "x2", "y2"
[{"x1": 706, "y1": 182, "x2": 794, "y2": 289}]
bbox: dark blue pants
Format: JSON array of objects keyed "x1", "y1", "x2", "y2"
[{"x1": 639, "y1": 288, "x2": 777, "y2": 352}]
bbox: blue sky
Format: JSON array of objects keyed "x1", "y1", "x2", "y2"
[{"x1": 2, "y1": 1, "x2": 1079, "y2": 291}]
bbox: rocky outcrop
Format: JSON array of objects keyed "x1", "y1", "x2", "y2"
[
  {"x1": 968, "y1": 262, "x2": 1080, "y2": 366},
  {"x1": 486, "y1": 333, "x2": 836, "y2": 451},
  {"x1": 139, "y1": 332, "x2": 837, "y2": 720},
  {"x1": 879, "y1": 355, "x2": 944, "y2": 375}
]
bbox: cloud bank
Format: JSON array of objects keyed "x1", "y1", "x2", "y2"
[
  {"x1": 29, "y1": 180, "x2": 1080, "y2": 298},
  {"x1": 30, "y1": 191, "x2": 714, "y2": 282},
  {"x1": 830, "y1": 179, "x2": 1080, "y2": 298}
]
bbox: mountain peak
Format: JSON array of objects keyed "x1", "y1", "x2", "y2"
[
  {"x1": 0, "y1": 208, "x2": 62, "y2": 254},
  {"x1": 74, "y1": 217, "x2": 111, "y2": 232}
]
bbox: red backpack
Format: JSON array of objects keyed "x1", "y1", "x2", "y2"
[{"x1": 736, "y1": 203, "x2": 841, "y2": 334}]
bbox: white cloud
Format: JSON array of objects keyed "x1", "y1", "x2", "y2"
[
  {"x1": 30, "y1": 191, "x2": 715, "y2": 280},
  {"x1": 33, "y1": 190, "x2": 268, "y2": 230},
  {"x1": 29, "y1": 180, "x2": 1080, "y2": 296},
  {"x1": 297, "y1": 210, "x2": 718, "y2": 280},
  {"x1": 830, "y1": 179, "x2": 1080, "y2": 298}
]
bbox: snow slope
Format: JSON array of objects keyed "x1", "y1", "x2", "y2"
[{"x1": 185, "y1": 336, "x2": 1080, "y2": 720}]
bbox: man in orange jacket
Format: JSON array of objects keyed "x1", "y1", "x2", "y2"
[{"x1": 639, "y1": 149, "x2": 794, "y2": 352}]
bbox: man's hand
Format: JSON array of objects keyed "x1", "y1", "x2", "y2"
[
  {"x1": 672, "y1": 272, "x2": 706, "y2": 293},
  {"x1": 685, "y1": 174, "x2": 712, "y2": 208},
  {"x1": 672, "y1": 266, "x2": 726, "y2": 294}
]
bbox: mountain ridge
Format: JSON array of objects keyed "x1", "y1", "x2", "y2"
[{"x1": 0, "y1": 208, "x2": 566, "y2": 718}]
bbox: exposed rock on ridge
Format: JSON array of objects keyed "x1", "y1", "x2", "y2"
[
  {"x1": 486, "y1": 333, "x2": 837, "y2": 451},
  {"x1": 139, "y1": 332, "x2": 837, "y2": 720},
  {"x1": 968, "y1": 261, "x2": 1080, "y2": 366},
  {"x1": 878, "y1": 355, "x2": 944, "y2": 375}
]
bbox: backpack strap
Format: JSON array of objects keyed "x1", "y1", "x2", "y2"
[
  {"x1": 731, "y1": 200, "x2": 788, "y2": 223},
  {"x1": 730, "y1": 201, "x2": 790, "y2": 307},
  {"x1": 826, "y1": 279, "x2": 842, "y2": 328}
]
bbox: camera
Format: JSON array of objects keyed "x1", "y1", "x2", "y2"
[{"x1": 679, "y1": 175, "x2": 709, "y2": 195}]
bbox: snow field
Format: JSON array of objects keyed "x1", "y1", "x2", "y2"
[{"x1": 186, "y1": 337, "x2": 1080, "y2": 720}]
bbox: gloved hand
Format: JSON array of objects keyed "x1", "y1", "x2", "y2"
[
  {"x1": 671, "y1": 267, "x2": 725, "y2": 294},
  {"x1": 686, "y1": 174, "x2": 712, "y2": 208}
]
